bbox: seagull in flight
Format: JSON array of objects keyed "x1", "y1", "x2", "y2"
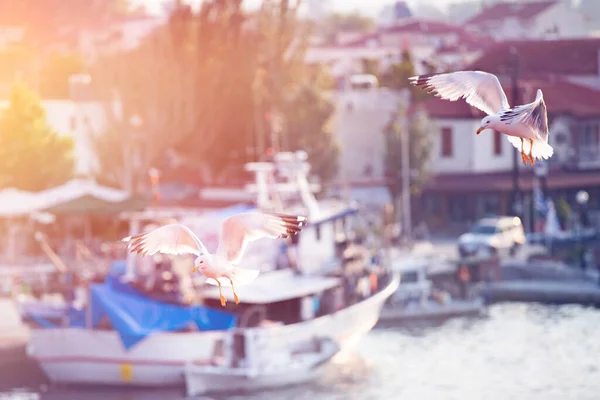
[
  {"x1": 409, "y1": 71, "x2": 553, "y2": 165},
  {"x1": 122, "y1": 212, "x2": 307, "y2": 306}
]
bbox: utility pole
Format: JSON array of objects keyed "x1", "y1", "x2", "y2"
[
  {"x1": 509, "y1": 46, "x2": 522, "y2": 219},
  {"x1": 399, "y1": 89, "x2": 412, "y2": 242}
]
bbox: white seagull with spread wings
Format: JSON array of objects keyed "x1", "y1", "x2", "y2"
[
  {"x1": 122, "y1": 212, "x2": 307, "y2": 306},
  {"x1": 409, "y1": 71, "x2": 553, "y2": 165}
]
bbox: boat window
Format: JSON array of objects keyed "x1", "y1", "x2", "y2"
[
  {"x1": 401, "y1": 271, "x2": 418, "y2": 283},
  {"x1": 470, "y1": 224, "x2": 498, "y2": 234}
]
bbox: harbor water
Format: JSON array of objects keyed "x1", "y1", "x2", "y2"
[{"x1": 1, "y1": 303, "x2": 599, "y2": 400}]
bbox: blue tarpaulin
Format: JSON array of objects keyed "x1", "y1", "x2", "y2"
[{"x1": 89, "y1": 280, "x2": 237, "y2": 350}]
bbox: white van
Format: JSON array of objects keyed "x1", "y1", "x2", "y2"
[{"x1": 457, "y1": 216, "x2": 526, "y2": 257}]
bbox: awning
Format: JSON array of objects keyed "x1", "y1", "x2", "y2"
[{"x1": 0, "y1": 178, "x2": 142, "y2": 217}]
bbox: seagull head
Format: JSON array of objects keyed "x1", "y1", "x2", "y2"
[
  {"x1": 194, "y1": 255, "x2": 209, "y2": 271},
  {"x1": 477, "y1": 116, "x2": 494, "y2": 135}
]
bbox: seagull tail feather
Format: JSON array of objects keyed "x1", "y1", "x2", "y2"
[
  {"x1": 506, "y1": 136, "x2": 554, "y2": 160},
  {"x1": 532, "y1": 140, "x2": 553, "y2": 160}
]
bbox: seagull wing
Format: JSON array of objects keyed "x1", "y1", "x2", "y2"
[
  {"x1": 409, "y1": 71, "x2": 510, "y2": 115},
  {"x1": 518, "y1": 89, "x2": 549, "y2": 141},
  {"x1": 503, "y1": 89, "x2": 553, "y2": 160},
  {"x1": 122, "y1": 224, "x2": 209, "y2": 257},
  {"x1": 216, "y1": 212, "x2": 307, "y2": 265}
]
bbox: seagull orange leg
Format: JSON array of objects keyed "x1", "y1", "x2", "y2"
[
  {"x1": 229, "y1": 278, "x2": 240, "y2": 305},
  {"x1": 218, "y1": 280, "x2": 227, "y2": 307},
  {"x1": 520, "y1": 138, "x2": 528, "y2": 165},
  {"x1": 529, "y1": 139, "x2": 535, "y2": 165}
]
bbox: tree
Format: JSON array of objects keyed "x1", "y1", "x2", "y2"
[
  {"x1": 90, "y1": 0, "x2": 260, "y2": 190},
  {"x1": 384, "y1": 105, "x2": 433, "y2": 218},
  {"x1": 379, "y1": 49, "x2": 429, "y2": 102},
  {"x1": 361, "y1": 58, "x2": 380, "y2": 76},
  {"x1": 0, "y1": 81, "x2": 75, "y2": 191},
  {"x1": 92, "y1": 0, "x2": 339, "y2": 191},
  {"x1": 281, "y1": 85, "x2": 340, "y2": 186}
]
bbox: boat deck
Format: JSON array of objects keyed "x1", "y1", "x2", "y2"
[{"x1": 377, "y1": 298, "x2": 485, "y2": 326}]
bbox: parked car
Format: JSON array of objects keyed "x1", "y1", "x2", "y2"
[{"x1": 457, "y1": 216, "x2": 526, "y2": 257}]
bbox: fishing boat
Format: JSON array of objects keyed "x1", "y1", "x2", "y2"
[{"x1": 26, "y1": 151, "x2": 400, "y2": 392}]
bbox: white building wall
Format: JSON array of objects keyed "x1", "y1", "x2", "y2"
[
  {"x1": 331, "y1": 88, "x2": 401, "y2": 182},
  {"x1": 533, "y1": 2, "x2": 587, "y2": 38}
]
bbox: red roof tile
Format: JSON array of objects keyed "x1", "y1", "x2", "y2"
[
  {"x1": 381, "y1": 19, "x2": 469, "y2": 35},
  {"x1": 466, "y1": 1, "x2": 557, "y2": 25},
  {"x1": 467, "y1": 38, "x2": 600, "y2": 77},
  {"x1": 419, "y1": 77, "x2": 600, "y2": 119},
  {"x1": 338, "y1": 18, "x2": 492, "y2": 49}
]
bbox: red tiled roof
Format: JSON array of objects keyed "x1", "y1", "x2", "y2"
[
  {"x1": 381, "y1": 19, "x2": 469, "y2": 35},
  {"x1": 419, "y1": 77, "x2": 600, "y2": 119},
  {"x1": 466, "y1": 1, "x2": 557, "y2": 25},
  {"x1": 338, "y1": 18, "x2": 492, "y2": 49},
  {"x1": 467, "y1": 38, "x2": 600, "y2": 77}
]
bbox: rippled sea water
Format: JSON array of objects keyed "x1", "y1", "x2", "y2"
[{"x1": 2, "y1": 303, "x2": 600, "y2": 400}]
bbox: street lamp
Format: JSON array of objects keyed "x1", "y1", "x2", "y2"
[
  {"x1": 576, "y1": 190, "x2": 590, "y2": 228},
  {"x1": 576, "y1": 190, "x2": 589, "y2": 206},
  {"x1": 576, "y1": 190, "x2": 590, "y2": 269},
  {"x1": 532, "y1": 160, "x2": 549, "y2": 232}
]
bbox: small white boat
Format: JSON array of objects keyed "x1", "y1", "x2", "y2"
[
  {"x1": 378, "y1": 253, "x2": 486, "y2": 326},
  {"x1": 184, "y1": 332, "x2": 339, "y2": 396}
]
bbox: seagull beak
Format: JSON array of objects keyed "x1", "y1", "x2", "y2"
[{"x1": 476, "y1": 126, "x2": 485, "y2": 135}]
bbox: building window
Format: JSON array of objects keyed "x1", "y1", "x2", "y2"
[
  {"x1": 493, "y1": 130, "x2": 502, "y2": 156},
  {"x1": 424, "y1": 195, "x2": 441, "y2": 214},
  {"x1": 448, "y1": 195, "x2": 468, "y2": 222},
  {"x1": 580, "y1": 122, "x2": 600, "y2": 161},
  {"x1": 441, "y1": 127, "x2": 453, "y2": 157}
]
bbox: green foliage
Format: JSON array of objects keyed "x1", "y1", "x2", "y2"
[
  {"x1": 0, "y1": 81, "x2": 74, "y2": 191},
  {"x1": 379, "y1": 50, "x2": 430, "y2": 102},
  {"x1": 361, "y1": 58, "x2": 380, "y2": 77},
  {"x1": 281, "y1": 86, "x2": 339, "y2": 186},
  {"x1": 384, "y1": 106, "x2": 433, "y2": 202},
  {"x1": 556, "y1": 196, "x2": 572, "y2": 229}
]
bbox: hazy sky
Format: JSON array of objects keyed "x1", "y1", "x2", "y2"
[{"x1": 133, "y1": 0, "x2": 462, "y2": 16}]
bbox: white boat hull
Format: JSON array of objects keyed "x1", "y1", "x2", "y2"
[{"x1": 28, "y1": 274, "x2": 399, "y2": 387}]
